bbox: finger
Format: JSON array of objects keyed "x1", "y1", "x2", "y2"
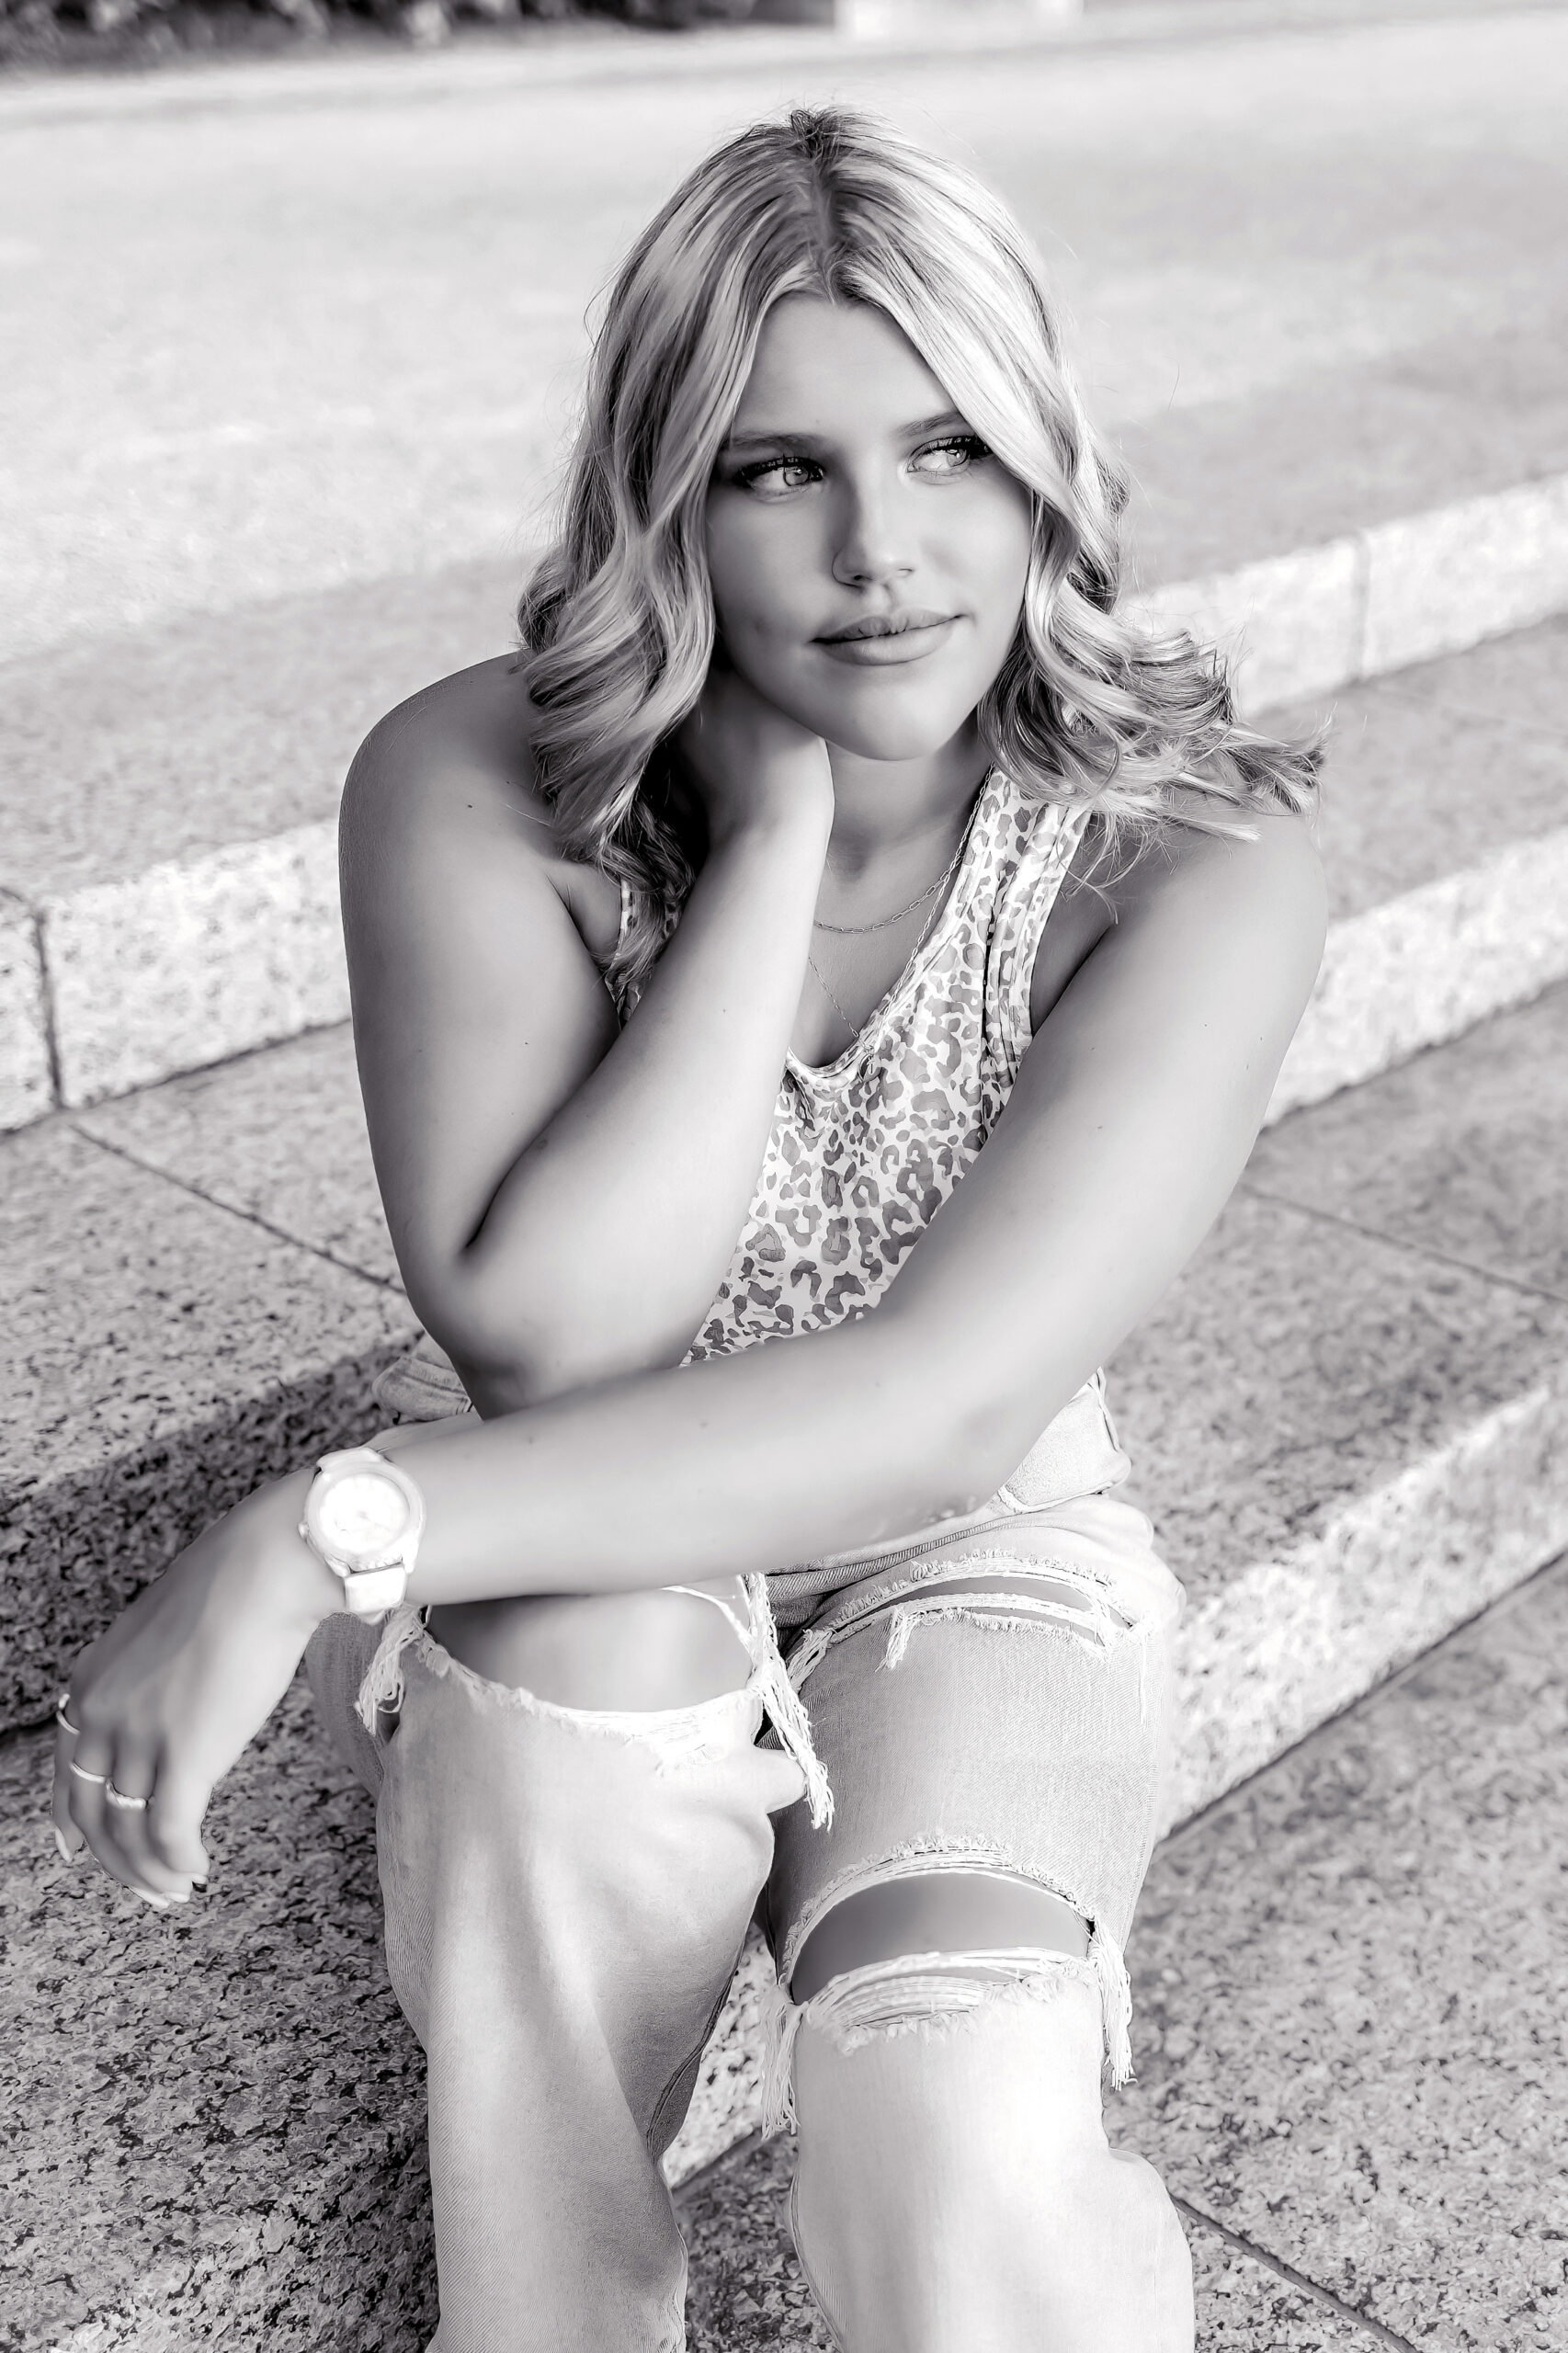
[
  {"x1": 66, "y1": 1742, "x2": 188, "y2": 1908},
  {"x1": 51, "y1": 1695, "x2": 87, "y2": 1859},
  {"x1": 104, "y1": 1760, "x2": 199, "y2": 1903},
  {"x1": 141, "y1": 1749, "x2": 213, "y2": 1887}
]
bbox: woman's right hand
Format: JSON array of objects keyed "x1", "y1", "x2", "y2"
[{"x1": 676, "y1": 655, "x2": 835, "y2": 851}]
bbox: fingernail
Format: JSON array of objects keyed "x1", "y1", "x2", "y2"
[
  {"x1": 141, "y1": 1891, "x2": 171, "y2": 1911},
  {"x1": 190, "y1": 1876, "x2": 209, "y2": 1891},
  {"x1": 53, "y1": 1825, "x2": 76, "y2": 1863}
]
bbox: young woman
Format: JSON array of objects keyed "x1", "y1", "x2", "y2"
[{"x1": 54, "y1": 108, "x2": 1324, "y2": 2352}]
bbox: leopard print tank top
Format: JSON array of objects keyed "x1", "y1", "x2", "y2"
[{"x1": 679, "y1": 767, "x2": 1088, "y2": 1365}]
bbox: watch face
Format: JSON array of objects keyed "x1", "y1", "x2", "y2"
[{"x1": 317, "y1": 1469, "x2": 412, "y2": 1562}]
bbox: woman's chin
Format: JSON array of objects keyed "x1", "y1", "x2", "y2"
[{"x1": 806, "y1": 690, "x2": 981, "y2": 766}]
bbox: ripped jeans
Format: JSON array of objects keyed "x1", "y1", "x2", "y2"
[{"x1": 305, "y1": 1443, "x2": 1191, "y2": 2351}]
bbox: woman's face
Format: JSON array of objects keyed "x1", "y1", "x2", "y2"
[{"x1": 704, "y1": 295, "x2": 1035, "y2": 763}]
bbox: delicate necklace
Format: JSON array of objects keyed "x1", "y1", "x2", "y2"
[
  {"x1": 810, "y1": 826, "x2": 969, "y2": 938},
  {"x1": 805, "y1": 798, "x2": 978, "y2": 1040}
]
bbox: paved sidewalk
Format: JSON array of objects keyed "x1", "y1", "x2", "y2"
[
  {"x1": 5, "y1": 9, "x2": 1565, "y2": 659},
  {"x1": 677, "y1": 1552, "x2": 1568, "y2": 2350}
]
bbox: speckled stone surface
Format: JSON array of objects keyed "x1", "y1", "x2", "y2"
[
  {"x1": 1114, "y1": 296, "x2": 1568, "y2": 587},
  {"x1": 0, "y1": 562, "x2": 517, "y2": 901},
  {"x1": 1116, "y1": 1555, "x2": 1568, "y2": 2351},
  {"x1": 43, "y1": 823, "x2": 350, "y2": 1109},
  {"x1": 1113, "y1": 1185, "x2": 1568, "y2": 1603},
  {"x1": 6, "y1": 16, "x2": 1565, "y2": 657},
  {"x1": 1252, "y1": 981, "x2": 1568, "y2": 1304},
  {"x1": 665, "y1": 1938, "x2": 778, "y2": 2189},
  {"x1": 0, "y1": 893, "x2": 51, "y2": 1135},
  {"x1": 675, "y1": 2123, "x2": 1391, "y2": 2350},
  {"x1": 1123, "y1": 980, "x2": 1568, "y2": 1810},
  {"x1": 0, "y1": 1118, "x2": 415, "y2": 1728},
  {"x1": 1138, "y1": 535, "x2": 1362, "y2": 714},
  {"x1": 1362, "y1": 472, "x2": 1568, "y2": 677},
  {"x1": 1141, "y1": 470, "x2": 1568, "y2": 724},
  {"x1": 0, "y1": 1685, "x2": 437, "y2": 2353},
  {"x1": 1287, "y1": 614, "x2": 1568, "y2": 924},
  {"x1": 76, "y1": 1026, "x2": 397, "y2": 1287},
  {"x1": 1267, "y1": 825, "x2": 1568, "y2": 1120}
]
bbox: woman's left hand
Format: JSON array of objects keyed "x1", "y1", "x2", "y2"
[{"x1": 52, "y1": 1472, "x2": 336, "y2": 1908}]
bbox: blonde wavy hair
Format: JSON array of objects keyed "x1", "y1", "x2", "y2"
[{"x1": 518, "y1": 104, "x2": 1317, "y2": 1008}]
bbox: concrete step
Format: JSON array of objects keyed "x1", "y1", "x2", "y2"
[
  {"x1": 2, "y1": 495, "x2": 1562, "y2": 1130},
  {"x1": 676, "y1": 1554, "x2": 1568, "y2": 2350},
  {"x1": 2, "y1": 979, "x2": 1564, "y2": 2344},
  {"x1": 4, "y1": 591, "x2": 1564, "y2": 1153},
  {"x1": 5, "y1": 6, "x2": 1567, "y2": 1119}
]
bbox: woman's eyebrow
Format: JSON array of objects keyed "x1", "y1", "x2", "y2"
[{"x1": 721, "y1": 408, "x2": 972, "y2": 454}]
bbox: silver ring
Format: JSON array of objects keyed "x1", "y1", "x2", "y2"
[
  {"x1": 105, "y1": 1780, "x2": 151, "y2": 1812},
  {"x1": 69, "y1": 1758, "x2": 108, "y2": 1785},
  {"x1": 56, "y1": 1693, "x2": 81, "y2": 1735}
]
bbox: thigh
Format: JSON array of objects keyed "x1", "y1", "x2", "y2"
[
  {"x1": 766, "y1": 1509, "x2": 1185, "y2": 2075},
  {"x1": 761, "y1": 1520, "x2": 1191, "y2": 2353}
]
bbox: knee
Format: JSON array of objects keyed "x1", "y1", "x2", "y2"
[
  {"x1": 428, "y1": 1578, "x2": 754, "y2": 1711},
  {"x1": 789, "y1": 1981, "x2": 1193, "y2": 2353}
]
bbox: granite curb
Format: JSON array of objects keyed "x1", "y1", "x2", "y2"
[{"x1": 4, "y1": 472, "x2": 1566, "y2": 1131}]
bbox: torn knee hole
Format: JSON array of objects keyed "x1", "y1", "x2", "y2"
[
  {"x1": 790, "y1": 1870, "x2": 1090, "y2": 2003},
  {"x1": 873, "y1": 1571, "x2": 1131, "y2": 1670}
]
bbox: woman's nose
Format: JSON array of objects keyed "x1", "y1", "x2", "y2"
[{"x1": 831, "y1": 478, "x2": 917, "y2": 589}]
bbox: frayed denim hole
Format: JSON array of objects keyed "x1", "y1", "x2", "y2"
[{"x1": 791, "y1": 1555, "x2": 1137, "y2": 1686}]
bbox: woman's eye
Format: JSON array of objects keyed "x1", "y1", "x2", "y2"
[
  {"x1": 912, "y1": 435, "x2": 989, "y2": 477},
  {"x1": 737, "y1": 454, "x2": 822, "y2": 494}
]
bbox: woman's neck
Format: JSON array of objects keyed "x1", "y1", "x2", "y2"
[{"x1": 822, "y1": 721, "x2": 989, "y2": 892}]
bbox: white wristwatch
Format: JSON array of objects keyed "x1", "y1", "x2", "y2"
[{"x1": 299, "y1": 1446, "x2": 426, "y2": 1619}]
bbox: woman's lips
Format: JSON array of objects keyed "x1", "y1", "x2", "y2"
[{"x1": 815, "y1": 616, "x2": 960, "y2": 666}]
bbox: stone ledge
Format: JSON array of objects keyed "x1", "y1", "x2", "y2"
[
  {"x1": 1266, "y1": 824, "x2": 1568, "y2": 1121},
  {"x1": 1137, "y1": 467, "x2": 1568, "y2": 715},
  {"x1": 4, "y1": 471, "x2": 1565, "y2": 1126},
  {"x1": 0, "y1": 892, "x2": 51, "y2": 1133}
]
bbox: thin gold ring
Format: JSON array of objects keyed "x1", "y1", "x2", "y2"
[
  {"x1": 56, "y1": 1693, "x2": 81, "y2": 1735},
  {"x1": 68, "y1": 1758, "x2": 108, "y2": 1785},
  {"x1": 105, "y1": 1781, "x2": 151, "y2": 1812}
]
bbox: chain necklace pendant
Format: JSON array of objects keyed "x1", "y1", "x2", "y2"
[
  {"x1": 804, "y1": 779, "x2": 986, "y2": 1047},
  {"x1": 811, "y1": 805, "x2": 973, "y2": 938}
]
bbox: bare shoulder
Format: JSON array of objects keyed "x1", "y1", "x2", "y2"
[
  {"x1": 340, "y1": 653, "x2": 619, "y2": 963},
  {"x1": 1031, "y1": 792, "x2": 1323, "y2": 1035},
  {"x1": 1106, "y1": 790, "x2": 1326, "y2": 999},
  {"x1": 342, "y1": 654, "x2": 546, "y2": 865}
]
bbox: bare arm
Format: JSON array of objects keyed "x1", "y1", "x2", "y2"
[
  {"x1": 351, "y1": 801, "x2": 1327, "y2": 1602},
  {"x1": 341, "y1": 659, "x2": 833, "y2": 1414}
]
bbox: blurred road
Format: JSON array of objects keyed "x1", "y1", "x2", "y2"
[{"x1": 6, "y1": 6, "x2": 1567, "y2": 665}]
